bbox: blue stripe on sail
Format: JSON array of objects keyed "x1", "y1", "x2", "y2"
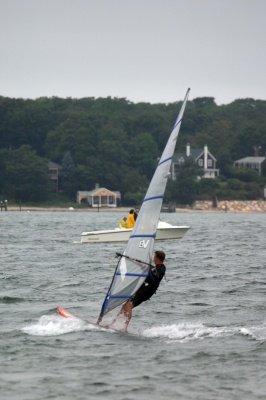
[
  {"x1": 109, "y1": 295, "x2": 131, "y2": 299},
  {"x1": 130, "y1": 234, "x2": 156, "y2": 239},
  {"x1": 174, "y1": 118, "x2": 182, "y2": 128},
  {"x1": 116, "y1": 272, "x2": 148, "y2": 277},
  {"x1": 143, "y1": 195, "x2": 163, "y2": 202},
  {"x1": 158, "y1": 156, "x2": 172, "y2": 166}
]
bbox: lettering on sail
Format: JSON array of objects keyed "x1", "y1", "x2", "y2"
[{"x1": 139, "y1": 239, "x2": 149, "y2": 249}]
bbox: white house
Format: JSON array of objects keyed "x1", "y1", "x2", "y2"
[
  {"x1": 171, "y1": 144, "x2": 219, "y2": 180},
  {"x1": 234, "y1": 156, "x2": 266, "y2": 176},
  {"x1": 77, "y1": 185, "x2": 121, "y2": 207}
]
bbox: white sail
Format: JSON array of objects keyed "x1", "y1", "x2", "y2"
[{"x1": 97, "y1": 89, "x2": 190, "y2": 323}]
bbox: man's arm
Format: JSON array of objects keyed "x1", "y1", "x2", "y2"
[
  {"x1": 115, "y1": 252, "x2": 153, "y2": 268},
  {"x1": 154, "y1": 264, "x2": 166, "y2": 280}
]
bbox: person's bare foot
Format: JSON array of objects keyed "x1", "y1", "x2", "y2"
[{"x1": 98, "y1": 322, "x2": 110, "y2": 328}]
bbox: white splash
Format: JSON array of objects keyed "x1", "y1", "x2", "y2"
[
  {"x1": 142, "y1": 322, "x2": 229, "y2": 342},
  {"x1": 21, "y1": 317, "x2": 266, "y2": 342},
  {"x1": 21, "y1": 315, "x2": 97, "y2": 337},
  {"x1": 240, "y1": 323, "x2": 266, "y2": 341},
  {"x1": 141, "y1": 322, "x2": 266, "y2": 343}
]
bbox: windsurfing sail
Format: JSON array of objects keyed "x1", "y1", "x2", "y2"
[{"x1": 97, "y1": 88, "x2": 190, "y2": 324}]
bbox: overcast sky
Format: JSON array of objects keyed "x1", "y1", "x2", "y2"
[{"x1": 0, "y1": 0, "x2": 265, "y2": 104}]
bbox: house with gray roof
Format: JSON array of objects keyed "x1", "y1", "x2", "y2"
[
  {"x1": 234, "y1": 156, "x2": 266, "y2": 176},
  {"x1": 171, "y1": 144, "x2": 219, "y2": 180}
]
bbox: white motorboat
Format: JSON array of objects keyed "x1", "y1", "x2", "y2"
[{"x1": 80, "y1": 220, "x2": 190, "y2": 243}]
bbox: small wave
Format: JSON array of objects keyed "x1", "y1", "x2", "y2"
[
  {"x1": 0, "y1": 296, "x2": 25, "y2": 304},
  {"x1": 21, "y1": 315, "x2": 98, "y2": 337},
  {"x1": 142, "y1": 322, "x2": 233, "y2": 342},
  {"x1": 142, "y1": 322, "x2": 266, "y2": 343},
  {"x1": 240, "y1": 324, "x2": 266, "y2": 341}
]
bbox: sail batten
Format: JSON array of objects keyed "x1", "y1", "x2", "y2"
[
  {"x1": 97, "y1": 88, "x2": 190, "y2": 324},
  {"x1": 159, "y1": 156, "x2": 173, "y2": 165},
  {"x1": 130, "y1": 234, "x2": 156, "y2": 238},
  {"x1": 174, "y1": 119, "x2": 182, "y2": 128},
  {"x1": 143, "y1": 195, "x2": 164, "y2": 202},
  {"x1": 116, "y1": 272, "x2": 148, "y2": 277}
]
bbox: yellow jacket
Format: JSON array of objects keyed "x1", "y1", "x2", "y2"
[
  {"x1": 119, "y1": 219, "x2": 128, "y2": 228},
  {"x1": 127, "y1": 213, "x2": 135, "y2": 228}
]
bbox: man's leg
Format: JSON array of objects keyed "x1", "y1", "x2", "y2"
[
  {"x1": 119, "y1": 301, "x2": 133, "y2": 331},
  {"x1": 107, "y1": 300, "x2": 133, "y2": 332}
]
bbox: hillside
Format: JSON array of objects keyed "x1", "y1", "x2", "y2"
[{"x1": 0, "y1": 95, "x2": 265, "y2": 204}]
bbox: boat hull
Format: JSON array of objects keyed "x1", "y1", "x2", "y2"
[{"x1": 80, "y1": 225, "x2": 190, "y2": 243}]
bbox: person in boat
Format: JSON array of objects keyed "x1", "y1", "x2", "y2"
[
  {"x1": 119, "y1": 217, "x2": 128, "y2": 228},
  {"x1": 126, "y1": 209, "x2": 135, "y2": 228},
  {"x1": 108, "y1": 250, "x2": 166, "y2": 331},
  {"x1": 133, "y1": 208, "x2": 139, "y2": 221}
]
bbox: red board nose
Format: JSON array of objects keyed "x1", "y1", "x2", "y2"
[{"x1": 57, "y1": 306, "x2": 76, "y2": 319}]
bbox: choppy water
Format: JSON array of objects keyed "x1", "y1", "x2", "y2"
[{"x1": 1, "y1": 210, "x2": 266, "y2": 400}]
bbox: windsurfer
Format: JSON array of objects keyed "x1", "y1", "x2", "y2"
[
  {"x1": 107, "y1": 250, "x2": 166, "y2": 331},
  {"x1": 96, "y1": 89, "x2": 189, "y2": 332}
]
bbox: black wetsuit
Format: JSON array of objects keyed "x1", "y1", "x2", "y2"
[{"x1": 130, "y1": 263, "x2": 166, "y2": 308}]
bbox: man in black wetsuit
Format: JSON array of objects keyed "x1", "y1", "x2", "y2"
[{"x1": 113, "y1": 250, "x2": 166, "y2": 331}]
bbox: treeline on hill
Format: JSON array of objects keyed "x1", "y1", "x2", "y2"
[{"x1": 0, "y1": 96, "x2": 265, "y2": 205}]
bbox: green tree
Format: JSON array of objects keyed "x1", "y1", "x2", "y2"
[
  {"x1": 2, "y1": 145, "x2": 49, "y2": 201},
  {"x1": 129, "y1": 132, "x2": 158, "y2": 178},
  {"x1": 198, "y1": 178, "x2": 220, "y2": 200},
  {"x1": 60, "y1": 151, "x2": 76, "y2": 197},
  {"x1": 166, "y1": 158, "x2": 202, "y2": 205}
]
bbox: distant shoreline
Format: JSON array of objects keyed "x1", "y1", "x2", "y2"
[{"x1": 3, "y1": 200, "x2": 266, "y2": 213}]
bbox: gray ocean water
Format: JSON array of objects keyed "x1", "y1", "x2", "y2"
[{"x1": 0, "y1": 210, "x2": 266, "y2": 400}]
